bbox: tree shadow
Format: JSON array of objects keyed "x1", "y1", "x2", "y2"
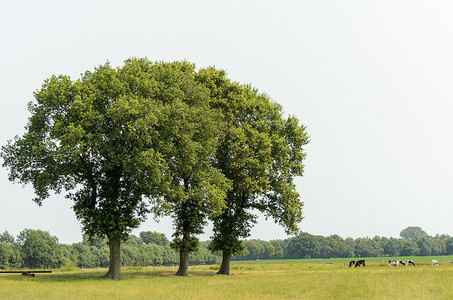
[{"x1": 0, "y1": 267, "x2": 219, "y2": 282}]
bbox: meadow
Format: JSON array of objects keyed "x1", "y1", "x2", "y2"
[{"x1": 1, "y1": 257, "x2": 453, "y2": 299}]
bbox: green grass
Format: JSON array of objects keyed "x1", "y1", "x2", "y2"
[
  {"x1": 1, "y1": 259, "x2": 453, "y2": 299},
  {"x1": 231, "y1": 255, "x2": 453, "y2": 265}
]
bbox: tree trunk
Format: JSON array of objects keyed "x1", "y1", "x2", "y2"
[
  {"x1": 217, "y1": 251, "x2": 231, "y2": 275},
  {"x1": 175, "y1": 250, "x2": 189, "y2": 276},
  {"x1": 103, "y1": 236, "x2": 121, "y2": 280}
]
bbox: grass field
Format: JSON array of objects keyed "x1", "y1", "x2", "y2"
[{"x1": 1, "y1": 258, "x2": 453, "y2": 299}]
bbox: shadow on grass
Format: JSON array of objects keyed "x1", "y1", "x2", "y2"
[{"x1": 0, "y1": 267, "x2": 219, "y2": 282}]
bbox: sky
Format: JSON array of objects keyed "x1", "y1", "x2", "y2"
[{"x1": 1, "y1": 0, "x2": 453, "y2": 244}]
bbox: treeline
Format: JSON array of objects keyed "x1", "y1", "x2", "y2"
[
  {"x1": 237, "y1": 233, "x2": 453, "y2": 260},
  {"x1": 2, "y1": 228, "x2": 453, "y2": 270},
  {"x1": 0, "y1": 230, "x2": 219, "y2": 270}
]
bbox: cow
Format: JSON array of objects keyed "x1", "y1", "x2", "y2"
[
  {"x1": 348, "y1": 260, "x2": 355, "y2": 267},
  {"x1": 355, "y1": 260, "x2": 366, "y2": 267},
  {"x1": 398, "y1": 260, "x2": 406, "y2": 266},
  {"x1": 407, "y1": 260, "x2": 415, "y2": 267},
  {"x1": 388, "y1": 260, "x2": 398, "y2": 267},
  {"x1": 432, "y1": 260, "x2": 439, "y2": 266}
]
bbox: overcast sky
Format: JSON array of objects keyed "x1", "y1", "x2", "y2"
[{"x1": 1, "y1": 0, "x2": 453, "y2": 244}]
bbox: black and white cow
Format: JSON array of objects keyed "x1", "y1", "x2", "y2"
[
  {"x1": 355, "y1": 260, "x2": 366, "y2": 267},
  {"x1": 407, "y1": 260, "x2": 415, "y2": 267},
  {"x1": 432, "y1": 260, "x2": 439, "y2": 266},
  {"x1": 388, "y1": 260, "x2": 398, "y2": 267}
]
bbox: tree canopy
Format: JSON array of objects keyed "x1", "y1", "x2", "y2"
[
  {"x1": 400, "y1": 226, "x2": 428, "y2": 240},
  {"x1": 1, "y1": 58, "x2": 228, "y2": 279},
  {"x1": 195, "y1": 67, "x2": 309, "y2": 274},
  {"x1": 2, "y1": 58, "x2": 308, "y2": 278}
]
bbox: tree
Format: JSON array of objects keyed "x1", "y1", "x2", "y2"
[
  {"x1": 167, "y1": 107, "x2": 230, "y2": 275},
  {"x1": 17, "y1": 229, "x2": 63, "y2": 269},
  {"x1": 416, "y1": 236, "x2": 436, "y2": 256},
  {"x1": 0, "y1": 243, "x2": 8, "y2": 269},
  {"x1": 0, "y1": 231, "x2": 15, "y2": 244},
  {"x1": 321, "y1": 235, "x2": 350, "y2": 258},
  {"x1": 197, "y1": 68, "x2": 309, "y2": 274},
  {"x1": 400, "y1": 226, "x2": 428, "y2": 240},
  {"x1": 5, "y1": 243, "x2": 22, "y2": 269},
  {"x1": 383, "y1": 238, "x2": 403, "y2": 256},
  {"x1": 139, "y1": 231, "x2": 169, "y2": 246},
  {"x1": 284, "y1": 232, "x2": 320, "y2": 259},
  {"x1": 354, "y1": 238, "x2": 383, "y2": 257},
  {"x1": 1, "y1": 58, "x2": 219, "y2": 279},
  {"x1": 270, "y1": 240, "x2": 284, "y2": 259},
  {"x1": 400, "y1": 239, "x2": 419, "y2": 256}
]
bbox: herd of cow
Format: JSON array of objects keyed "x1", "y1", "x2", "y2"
[{"x1": 348, "y1": 259, "x2": 440, "y2": 267}]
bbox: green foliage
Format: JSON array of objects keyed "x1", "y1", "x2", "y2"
[
  {"x1": 140, "y1": 231, "x2": 169, "y2": 246},
  {"x1": 16, "y1": 229, "x2": 63, "y2": 269},
  {"x1": 0, "y1": 231, "x2": 15, "y2": 244},
  {"x1": 0, "y1": 243, "x2": 8, "y2": 268},
  {"x1": 198, "y1": 67, "x2": 309, "y2": 258},
  {"x1": 400, "y1": 226, "x2": 428, "y2": 240},
  {"x1": 1, "y1": 58, "x2": 236, "y2": 279}
]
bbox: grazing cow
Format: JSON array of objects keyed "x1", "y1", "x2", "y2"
[
  {"x1": 407, "y1": 260, "x2": 415, "y2": 267},
  {"x1": 398, "y1": 260, "x2": 406, "y2": 266},
  {"x1": 355, "y1": 260, "x2": 366, "y2": 267},
  {"x1": 21, "y1": 272, "x2": 35, "y2": 277},
  {"x1": 348, "y1": 260, "x2": 355, "y2": 267},
  {"x1": 432, "y1": 260, "x2": 439, "y2": 266},
  {"x1": 388, "y1": 260, "x2": 398, "y2": 267}
]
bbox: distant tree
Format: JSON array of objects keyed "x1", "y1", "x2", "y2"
[
  {"x1": 82, "y1": 235, "x2": 107, "y2": 249},
  {"x1": 17, "y1": 229, "x2": 63, "y2": 269},
  {"x1": 344, "y1": 237, "x2": 356, "y2": 257},
  {"x1": 354, "y1": 238, "x2": 383, "y2": 257},
  {"x1": 140, "y1": 231, "x2": 169, "y2": 246},
  {"x1": 383, "y1": 238, "x2": 403, "y2": 256},
  {"x1": 416, "y1": 236, "x2": 436, "y2": 256},
  {"x1": 198, "y1": 68, "x2": 309, "y2": 274},
  {"x1": 400, "y1": 226, "x2": 428, "y2": 240},
  {"x1": 322, "y1": 235, "x2": 350, "y2": 258},
  {"x1": 0, "y1": 231, "x2": 15, "y2": 244},
  {"x1": 431, "y1": 238, "x2": 446, "y2": 256},
  {"x1": 259, "y1": 241, "x2": 276, "y2": 259},
  {"x1": 121, "y1": 245, "x2": 140, "y2": 266},
  {"x1": 400, "y1": 239, "x2": 419, "y2": 256},
  {"x1": 270, "y1": 240, "x2": 284, "y2": 259},
  {"x1": 72, "y1": 243, "x2": 99, "y2": 268},
  {"x1": 5, "y1": 244, "x2": 22, "y2": 268},
  {"x1": 0, "y1": 243, "x2": 8, "y2": 269},
  {"x1": 445, "y1": 237, "x2": 453, "y2": 255},
  {"x1": 123, "y1": 235, "x2": 144, "y2": 247},
  {"x1": 137, "y1": 244, "x2": 163, "y2": 266},
  {"x1": 161, "y1": 245, "x2": 179, "y2": 265},
  {"x1": 284, "y1": 232, "x2": 320, "y2": 259},
  {"x1": 243, "y1": 240, "x2": 265, "y2": 260}
]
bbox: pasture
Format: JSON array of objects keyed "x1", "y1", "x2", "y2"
[{"x1": 1, "y1": 258, "x2": 453, "y2": 299}]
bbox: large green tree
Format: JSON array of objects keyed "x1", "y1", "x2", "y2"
[
  {"x1": 1, "y1": 58, "x2": 221, "y2": 279},
  {"x1": 196, "y1": 68, "x2": 309, "y2": 274},
  {"x1": 163, "y1": 86, "x2": 229, "y2": 276}
]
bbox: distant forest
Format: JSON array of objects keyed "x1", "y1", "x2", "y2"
[{"x1": 1, "y1": 227, "x2": 452, "y2": 269}]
